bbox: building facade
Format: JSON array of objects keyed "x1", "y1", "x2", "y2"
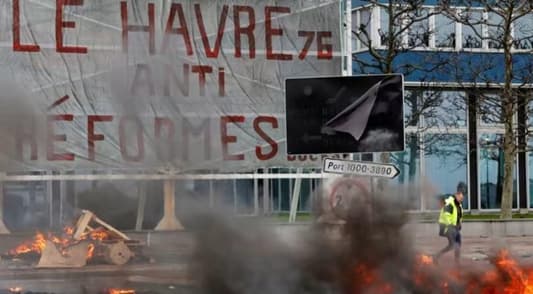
[{"x1": 350, "y1": 0, "x2": 533, "y2": 212}]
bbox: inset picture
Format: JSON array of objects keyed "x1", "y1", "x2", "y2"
[{"x1": 285, "y1": 74, "x2": 405, "y2": 154}]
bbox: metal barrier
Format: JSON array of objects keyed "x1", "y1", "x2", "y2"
[{"x1": 0, "y1": 170, "x2": 328, "y2": 233}]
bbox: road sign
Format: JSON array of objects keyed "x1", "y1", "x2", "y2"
[
  {"x1": 285, "y1": 74, "x2": 405, "y2": 154},
  {"x1": 323, "y1": 158, "x2": 400, "y2": 179}
]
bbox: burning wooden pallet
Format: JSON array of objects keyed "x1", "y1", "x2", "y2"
[{"x1": 5, "y1": 210, "x2": 143, "y2": 268}]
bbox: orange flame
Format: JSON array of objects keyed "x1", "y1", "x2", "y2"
[
  {"x1": 7, "y1": 225, "x2": 113, "y2": 260},
  {"x1": 490, "y1": 249, "x2": 533, "y2": 294},
  {"x1": 89, "y1": 228, "x2": 110, "y2": 241},
  {"x1": 349, "y1": 250, "x2": 533, "y2": 293},
  {"x1": 87, "y1": 243, "x2": 95, "y2": 259},
  {"x1": 418, "y1": 254, "x2": 434, "y2": 265},
  {"x1": 8, "y1": 232, "x2": 46, "y2": 256},
  {"x1": 64, "y1": 226, "x2": 74, "y2": 236},
  {"x1": 108, "y1": 289, "x2": 136, "y2": 294},
  {"x1": 433, "y1": 250, "x2": 533, "y2": 294},
  {"x1": 353, "y1": 264, "x2": 394, "y2": 294}
]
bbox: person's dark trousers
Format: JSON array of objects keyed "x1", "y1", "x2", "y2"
[
  {"x1": 454, "y1": 229, "x2": 461, "y2": 261},
  {"x1": 435, "y1": 226, "x2": 460, "y2": 263}
]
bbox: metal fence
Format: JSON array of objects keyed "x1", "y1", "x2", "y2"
[{"x1": 0, "y1": 169, "x2": 326, "y2": 233}]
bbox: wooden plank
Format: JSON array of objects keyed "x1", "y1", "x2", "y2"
[
  {"x1": 92, "y1": 215, "x2": 130, "y2": 241},
  {"x1": 73, "y1": 211, "x2": 93, "y2": 240}
]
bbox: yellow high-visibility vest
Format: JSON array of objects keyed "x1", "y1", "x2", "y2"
[{"x1": 438, "y1": 196, "x2": 461, "y2": 226}]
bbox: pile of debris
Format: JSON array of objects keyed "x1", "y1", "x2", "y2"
[{"x1": 3, "y1": 210, "x2": 143, "y2": 268}]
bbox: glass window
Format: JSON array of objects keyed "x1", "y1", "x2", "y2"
[
  {"x1": 435, "y1": 13, "x2": 456, "y2": 48},
  {"x1": 513, "y1": 14, "x2": 533, "y2": 50},
  {"x1": 461, "y1": 10, "x2": 483, "y2": 48},
  {"x1": 528, "y1": 100, "x2": 533, "y2": 127},
  {"x1": 424, "y1": 91, "x2": 467, "y2": 128},
  {"x1": 4, "y1": 181, "x2": 49, "y2": 231},
  {"x1": 379, "y1": 7, "x2": 401, "y2": 47},
  {"x1": 391, "y1": 134, "x2": 421, "y2": 210},
  {"x1": 487, "y1": 12, "x2": 505, "y2": 49},
  {"x1": 235, "y1": 179, "x2": 254, "y2": 214},
  {"x1": 404, "y1": 90, "x2": 421, "y2": 127},
  {"x1": 213, "y1": 179, "x2": 238, "y2": 209},
  {"x1": 479, "y1": 93, "x2": 504, "y2": 125},
  {"x1": 188, "y1": 179, "x2": 211, "y2": 202},
  {"x1": 424, "y1": 134, "x2": 469, "y2": 210},
  {"x1": 351, "y1": 10, "x2": 359, "y2": 50},
  {"x1": 380, "y1": 7, "x2": 390, "y2": 46},
  {"x1": 479, "y1": 134, "x2": 518, "y2": 209},
  {"x1": 359, "y1": 8, "x2": 372, "y2": 49},
  {"x1": 299, "y1": 179, "x2": 313, "y2": 212},
  {"x1": 408, "y1": 9, "x2": 430, "y2": 47},
  {"x1": 271, "y1": 168, "x2": 291, "y2": 211}
]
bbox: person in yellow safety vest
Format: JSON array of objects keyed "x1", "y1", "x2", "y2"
[{"x1": 434, "y1": 182, "x2": 465, "y2": 265}]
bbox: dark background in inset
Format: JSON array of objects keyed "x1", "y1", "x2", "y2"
[{"x1": 285, "y1": 75, "x2": 404, "y2": 154}]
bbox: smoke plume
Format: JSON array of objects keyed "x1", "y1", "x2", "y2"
[
  {"x1": 186, "y1": 179, "x2": 444, "y2": 294},
  {"x1": 187, "y1": 176, "x2": 530, "y2": 294}
]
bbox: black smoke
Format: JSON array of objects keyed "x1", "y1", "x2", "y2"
[{"x1": 186, "y1": 181, "x2": 459, "y2": 294}]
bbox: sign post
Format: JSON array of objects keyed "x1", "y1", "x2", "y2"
[
  {"x1": 323, "y1": 158, "x2": 400, "y2": 179},
  {"x1": 0, "y1": 174, "x2": 9, "y2": 234},
  {"x1": 288, "y1": 168, "x2": 303, "y2": 223}
]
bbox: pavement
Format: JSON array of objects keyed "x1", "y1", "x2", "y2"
[
  {"x1": 0, "y1": 261, "x2": 193, "y2": 294},
  {"x1": 1, "y1": 229, "x2": 533, "y2": 293},
  {"x1": 0, "y1": 264, "x2": 192, "y2": 294},
  {"x1": 414, "y1": 235, "x2": 533, "y2": 268},
  {"x1": 0, "y1": 232, "x2": 195, "y2": 294}
]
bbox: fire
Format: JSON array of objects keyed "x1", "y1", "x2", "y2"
[
  {"x1": 7, "y1": 226, "x2": 112, "y2": 260},
  {"x1": 347, "y1": 250, "x2": 533, "y2": 294},
  {"x1": 89, "y1": 228, "x2": 111, "y2": 241},
  {"x1": 108, "y1": 289, "x2": 136, "y2": 294},
  {"x1": 352, "y1": 264, "x2": 393, "y2": 294},
  {"x1": 87, "y1": 243, "x2": 95, "y2": 259},
  {"x1": 355, "y1": 264, "x2": 377, "y2": 284},
  {"x1": 8, "y1": 232, "x2": 46, "y2": 255},
  {"x1": 483, "y1": 249, "x2": 533, "y2": 294},
  {"x1": 64, "y1": 226, "x2": 74, "y2": 235},
  {"x1": 418, "y1": 254, "x2": 434, "y2": 265},
  {"x1": 435, "y1": 250, "x2": 533, "y2": 293}
]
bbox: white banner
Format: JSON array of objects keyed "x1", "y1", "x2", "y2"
[{"x1": 0, "y1": 0, "x2": 343, "y2": 172}]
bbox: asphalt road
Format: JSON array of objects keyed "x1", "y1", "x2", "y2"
[
  {"x1": 1, "y1": 231, "x2": 533, "y2": 293},
  {"x1": 0, "y1": 263, "x2": 193, "y2": 294},
  {"x1": 415, "y1": 235, "x2": 533, "y2": 268}
]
